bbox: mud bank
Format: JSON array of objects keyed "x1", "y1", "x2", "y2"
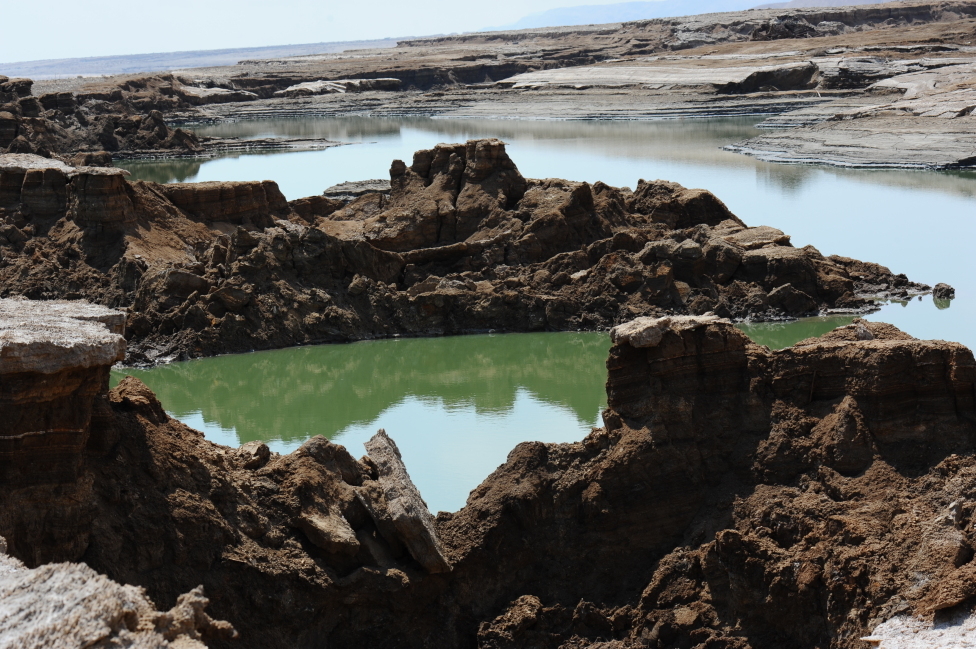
[
  {"x1": 0, "y1": 139, "x2": 926, "y2": 365},
  {"x1": 2, "y1": 298, "x2": 975, "y2": 649}
]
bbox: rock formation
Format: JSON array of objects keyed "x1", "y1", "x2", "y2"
[
  {"x1": 0, "y1": 537, "x2": 234, "y2": 649},
  {"x1": 1, "y1": 292, "x2": 974, "y2": 648},
  {"x1": 0, "y1": 74, "x2": 201, "y2": 160},
  {"x1": 0, "y1": 141, "x2": 926, "y2": 364},
  {"x1": 933, "y1": 282, "x2": 956, "y2": 300},
  {"x1": 0, "y1": 297, "x2": 125, "y2": 564}
]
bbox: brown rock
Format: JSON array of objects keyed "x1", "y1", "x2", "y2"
[
  {"x1": 159, "y1": 180, "x2": 289, "y2": 226},
  {"x1": 0, "y1": 143, "x2": 927, "y2": 364}
]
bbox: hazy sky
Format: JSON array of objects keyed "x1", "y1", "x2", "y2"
[{"x1": 0, "y1": 0, "x2": 637, "y2": 63}]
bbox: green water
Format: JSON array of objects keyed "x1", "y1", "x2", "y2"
[
  {"x1": 109, "y1": 316, "x2": 873, "y2": 512},
  {"x1": 736, "y1": 315, "x2": 857, "y2": 350},
  {"x1": 112, "y1": 332, "x2": 610, "y2": 512}
]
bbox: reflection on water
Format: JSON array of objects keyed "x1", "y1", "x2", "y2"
[
  {"x1": 124, "y1": 116, "x2": 976, "y2": 200},
  {"x1": 119, "y1": 115, "x2": 974, "y2": 352},
  {"x1": 121, "y1": 158, "x2": 205, "y2": 184},
  {"x1": 111, "y1": 297, "x2": 962, "y2": 511},
  {"x1": 113, "y1": 115, "x2": 974, "y2": 509},
  {"x1": 111, "y1": 332, "x2": 609, "y2": 512},
  {"x1": 737, "y1": 315, "x2": 858, "y2": 350}
]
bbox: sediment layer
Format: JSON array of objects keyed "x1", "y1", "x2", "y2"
[{"x1": 0, "y1": 140, "x2": 925, "y2": 365}]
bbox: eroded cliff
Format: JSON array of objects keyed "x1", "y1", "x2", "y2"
[
  {"x1": 2, "y1": 293, "x2": 974, "y2": 648},
  {"x1": 0, "y1": 139, "x2": 924, "y2": 365}
]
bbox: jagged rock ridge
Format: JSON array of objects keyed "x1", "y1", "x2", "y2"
[
  {"x1": 0, "y1": 140, "x2": 925, "y2": 365},
  {"x1": 1, "y1": 75, "x2": 200, "y2": 160}
]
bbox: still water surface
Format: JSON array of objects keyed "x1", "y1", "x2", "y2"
[
  {"x1": 115, "y1": 116, "x2": 974, "y2": 511},
  {"x1": 109, "y1": 321, "x2": 847, "y2": 513}
]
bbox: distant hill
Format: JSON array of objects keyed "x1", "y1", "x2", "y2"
[
  {"x1": 0, "y1": 39, "x2": 400, "y2": 80},
  {"x1": 493, "y1": 0, "x2": 890, "y2": 30}
]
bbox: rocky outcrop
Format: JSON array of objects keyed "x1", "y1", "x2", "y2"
[
  {"x1": 0, "y1": 297, "x2": 124, "y2": 565},
  {"x1": 933, "y1": 282, "x2": 956, "y2": 300},
  {"x1": 0, "y1": 537, "x2": 234, "y2": 649},
  {"x1": 451, "y1": 315, "x2": 976, "y2": 649},
  {"x1": 158, "y1": 180, "x2": 290, "y2": 226},
  {"x1": 0, "y1": 143, "x2": 927, "y2": 364},
  {"x1": 3, "y1": 304, "x2": 976, "y2": 648},
  {"x1": 0, "y1": 153, "x2": 135, "y2": 230},
  {"x1": 0, "y1": 74, "x2": 201, "y2": 159}
]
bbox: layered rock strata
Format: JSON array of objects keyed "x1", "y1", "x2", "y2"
[
  {"x1": 0, "y1": 298, "x2": 125, "y2": 565},
  {"x1": 3, "y1": 305, "x2": 975, "y2": 649},
  {"x1": 0, "y1": 140, "x2": 925, "y2": 365}
]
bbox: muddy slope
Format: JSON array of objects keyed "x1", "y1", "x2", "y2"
[
  {"x1": 0, "y1": 140, "x2": 925, "y2": 364},
  {"x1": 3, "y1": 300, "x2": 974, "y2": 649}
]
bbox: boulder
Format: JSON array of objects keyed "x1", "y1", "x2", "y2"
[
  {"x1": 768, "y1": 282, "x2": 818, "y2": 314},
  {"x1": 933, "y1": 282, "x2": 955, "y2": 300},
  {"x1": 628, "y1": 179, "x2": 744, "y2": 229},
  {"x1": 361, "y1": 429, "x2": 452, "y2": 573},
  {"x1": 722, "y1": 225, "x2": 791, "y2": 250}
]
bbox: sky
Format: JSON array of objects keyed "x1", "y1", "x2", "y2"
[{"x1": 0, "y1": 0, "x2": 644, "y2": 64}]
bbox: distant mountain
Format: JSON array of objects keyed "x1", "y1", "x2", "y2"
[{"x1": 492, "y1": 0, "x2": 890, "y2": 30}]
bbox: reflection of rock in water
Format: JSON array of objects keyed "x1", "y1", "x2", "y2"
[
  {"x1": 114, "y1": 332, "x2": 610, "y2": 444},
  {"x1": 117, "y1": 158, "x2": 204, "y2": 184},
  {"x1": 188, "y1": 114, "x2": 406, "y2": 141}
]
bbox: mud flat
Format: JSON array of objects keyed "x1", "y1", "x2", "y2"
[
  {"x1": 0, "y1": 138, "x2": 928, "y2": 365},
  {"x1": 2, "y1": 296, "x2": 975, "y2": 648}
]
